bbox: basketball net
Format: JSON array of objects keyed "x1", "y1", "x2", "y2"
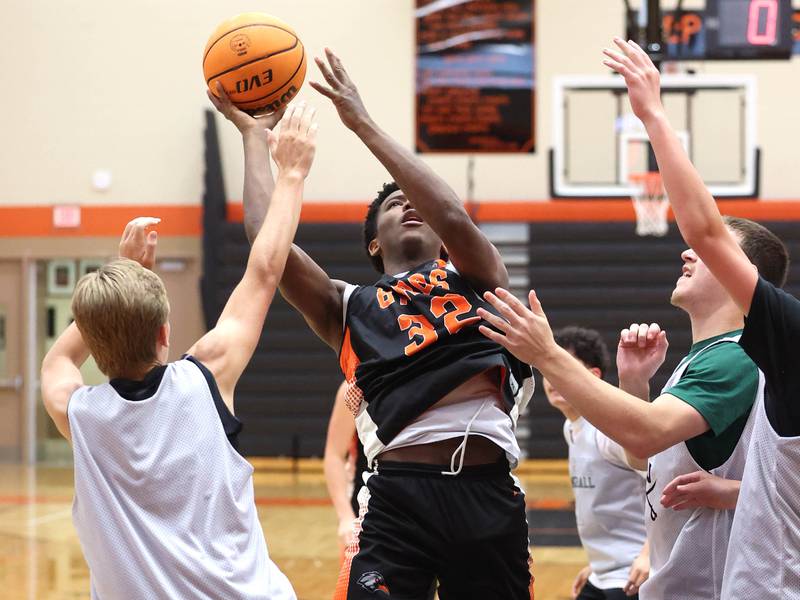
[{"x1": 630, "y1": 172, "x2": 669, "y2": 237}]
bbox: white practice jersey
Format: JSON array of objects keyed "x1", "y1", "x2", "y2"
[
  {"x1": 565, "y1": 418, "x2": 647, "y2": 590},
  {"x1": 721, "y1": 394, "x2": 800, "y2": 598},
  {"x1": 641, "y1": 336, "x2": 763, "y2": 600},
  {"x1": 68, "y1": 358, "x2": 296, "y2": 600}
]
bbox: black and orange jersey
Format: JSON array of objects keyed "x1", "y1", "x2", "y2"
[{"x1": 339, "y1": 259, "x2": 533, "y2": 462}]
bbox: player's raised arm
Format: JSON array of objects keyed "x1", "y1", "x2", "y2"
[
  {"x1": 208, "y1": 85, "x2": 347, "y2": 351},
  {"x1": 310, "y1": 48, "x2": 508, "y2": 293},
  {"x1": 189, "y1": 104, "x2": 317, "y2": 408},
  {"x1": 602, "y1": 38, "x2": 758, "y2": 313},
  {"x1": 478, "y1": 288, "x2": 709, "y2": 460},
  {"x1": 40, "y1": 217, "x2": 161, "y2": 441}
]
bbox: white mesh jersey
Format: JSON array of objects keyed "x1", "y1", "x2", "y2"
[
  {"x1": 641, "y1": 336, "x2": 763, "y2": 600},
  {"x1": 565, "y1": 418, "x2": 647, "y2": 590},
  {"x1": 721, "y1": 394, "x2": 800, "y2": 598},
  {"x1": 68, "y1": 358, "x2": 296, "y2": 600}
]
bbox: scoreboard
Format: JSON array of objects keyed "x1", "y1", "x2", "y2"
[
  {"x1": 705, "y1": 0, "x2": 794, "y2": 59},
  {"x1": 637, "y1": 0, "x2": 799, "y2": 60}
]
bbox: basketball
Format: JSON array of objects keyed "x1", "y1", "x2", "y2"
[{"x1": 203, "y1": 12, "x2": 306, "y2": 112}]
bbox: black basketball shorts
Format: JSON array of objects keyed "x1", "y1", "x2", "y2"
[{"x1": 334, "y1": 458, "x2": 535, "y2": 600}]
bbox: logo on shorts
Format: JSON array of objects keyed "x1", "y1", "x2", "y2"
[
  {"x1": 357, "y1": 571, "x2": 390, "y2": 595},
  {"x1": 230, "y1": 34, "x2": 251, "y2": 56}
]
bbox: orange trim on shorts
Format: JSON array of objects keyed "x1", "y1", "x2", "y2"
[
  {"x1": 334, "y1": 484, "x2": 370, "y2": 600},
  {"x1": 4, "y1": 200, "x2": 800, "y2": 237}
]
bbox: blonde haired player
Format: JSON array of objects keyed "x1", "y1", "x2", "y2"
[
  {"x1": 602, "y1": 37, "x2": 797, "y2": 598},
  {"x1": 40, "y1": 103, "x2": 318, "y2": 599}
]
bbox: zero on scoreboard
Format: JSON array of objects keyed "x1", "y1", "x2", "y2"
[{"x1": 635, "y1": 0, "x2": 798, "y2": 60}]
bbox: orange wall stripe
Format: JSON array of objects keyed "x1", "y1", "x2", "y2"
[
  {"x1": 0, "y1": 205, "x2": 202, "y2": 237},
  {"x1": 2, "y1": 201, "x2": 800, "y2": 237}
]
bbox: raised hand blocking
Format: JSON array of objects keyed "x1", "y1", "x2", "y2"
[
  {"x1": 617, "y1": 322, "x2": 669, "y2": 385},
  {"x1": 118, "y1": 217, "x2": 160, "y2": 270},
  {"x1": 602, "y1": 37, "x2": 665, "y2": 124},
  {"x1": 267, "y1": 102, "x2": 318, "y2": 180},
  {"x1": 309, "y1": 48, "x2": 372, "y2": 132}
]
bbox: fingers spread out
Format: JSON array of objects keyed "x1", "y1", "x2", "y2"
[
  {"x1": 326, "y1": 47, "x2": 352, "y2": 85},
  {"x1": 483, "y1": 290, "x2": 519, "y2": 324},
  {"x1": 494, "y1": 287, "x2": 530, "y2": 319},
  {"x1": 476, "y1": 307, "x2": 509, "y2": 333},
  {"x1": 315, "y1": 55, "x2": 339, "y2": 88},
  {"x1": 309, "y1": 80, "x2": 336, "y2": 99},
  {"x1": 478, "y1": 324, "x2": 505, "y2": 346},
  {"x1": 299, "y1": 105, "x2": 317, "y2": 135},
  {"x1": 288, "y1": 101, "x2": 306, "y2": 131}
]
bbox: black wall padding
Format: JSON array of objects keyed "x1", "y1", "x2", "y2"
[
  {"x1": 211, "y1": 221, "x2": 378, "y2": 457},
  {"x1": 200, "y1": 110, "x2": 227, "y2": 332},
  {"x1": 526, "y1": 220, "x2": 800, "y2": 459}
]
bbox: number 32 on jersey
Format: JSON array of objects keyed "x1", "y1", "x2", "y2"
[{"x1": 376, "y1": 266, "x2": 479, "y2": 356}]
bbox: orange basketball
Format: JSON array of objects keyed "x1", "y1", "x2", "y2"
[{"x1": 203, "y1": 13, "x2": 306, "y2": 112}]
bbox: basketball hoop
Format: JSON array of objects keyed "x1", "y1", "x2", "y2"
[{"x1": 630, "y1": 172, "x2": 669, "y2": 237}]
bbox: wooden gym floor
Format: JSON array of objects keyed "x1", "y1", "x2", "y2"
[{"x1": 0, "y1": 460, "x2": 585, "y2": 600}]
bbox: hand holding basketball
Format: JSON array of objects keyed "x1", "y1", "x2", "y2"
[
  {"x1": 208, "y1": 82, "x2": 287, "y2": 135},
  {"x1": 310, "y1": 49, "x2": 372, "y2": 133},
  {"x1": 602, "y1": 37, "x2": 665, "y2": 124},
  {"x1": 119, "y1": 217, "x2": 160, "y2": 270},
  {"x1": 616, "y1": 322, "x2": 669, "y2": 383},
  {"x1": 269, "y1": 102, "x2": 318, "y2": 180}
]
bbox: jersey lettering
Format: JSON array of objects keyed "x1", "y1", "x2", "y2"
[
  {"x1": 390, "y1": 281, "x2": 417, "y2": 305},
  {"x1": 408, "y1": 273, "x2": 434, "y2": 294},
  {"x1": 398, "y1": 313, "x2": 438, "y2": 356},
  {"x1": 430, "y1": 268, "x2": 450, "y2": 290},
  {"x1": 430, "y1": 293, "x2": 479, "y2": 335},
  {"x1": 376, "y1": 289, "x2": 395, "y2": 309}
]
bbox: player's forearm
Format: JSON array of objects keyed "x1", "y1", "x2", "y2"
[
  {"x1": 537, "y1": 347, "x2": 658, "y2": 458},
  {"x1": 354, "y1": 120, "x2": 466, "y2": 232},
  {"x1": 323, "y1": 453, "x2": 357, "y2": 522},
  {"x1": 42, "y1": 323, "x2": 90, "y2": 370},
  {"x1": 618, "y1": 374, "x2": 651, "y2": 402},
  {"x1": 242, "y1": 131, "x2": 275, "y2": 245},
  {"x1": 643, "y1": 113, "x2": 728, "y2": 247},
  {"x1": 247, "y1": 174, "x2": 305, "y2": 285}
]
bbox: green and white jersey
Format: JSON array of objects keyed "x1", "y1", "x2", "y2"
[{"x1": 640, "y1": 332, "x2": 763, "y2": 600}]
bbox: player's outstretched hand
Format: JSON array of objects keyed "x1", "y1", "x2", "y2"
[
  {"x1": 207, "y1": 81, "x2": 287, "y2": 135},
  {"x1": 119, "y1": 217, "x2": 160, "y2": 270},
  {"x1": 602, "y1": 37, "x2": 665, "y2": 124},
  {"x1": 624, "y1": 551, "x2": 650, "y2": 596},
  {"x1": 477, "y1": 288, "x2": 557, "y2": 366},
  {"x1": 661, "y1": 470, "x2": 741, "y2": 511},
  {"x1": 571, "y1": 565, "x2": 591, "y2": 598},
  {"x1": 268, "y1": 102, "x2": 319, "y2": 180},
  {"x1": 617, "y1": 322, "x2": 668, "y2": 384},
  {"x1": 310, "y1": 48, "x2": 372, "y2": 133}
]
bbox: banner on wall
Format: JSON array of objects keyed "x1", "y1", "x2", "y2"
[{"x1": 415, "y1": 0, "x2": 535, "y2": 153}]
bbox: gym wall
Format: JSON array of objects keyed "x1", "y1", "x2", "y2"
[{"x1": 2, "y1": 0, "x2": 799, "y2": 206}]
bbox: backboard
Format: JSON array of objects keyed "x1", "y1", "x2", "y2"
[{"x1": 550, "y1": 74, "x2": 759, "y2": 198}]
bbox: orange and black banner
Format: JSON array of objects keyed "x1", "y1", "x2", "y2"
[{"x1": 415, "y1": 0, "x2": 535, "y2": 154}]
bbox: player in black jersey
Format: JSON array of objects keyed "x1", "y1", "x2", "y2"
[{"x1": 211, "y1": 48, "x2": 535, "y2": 600}]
